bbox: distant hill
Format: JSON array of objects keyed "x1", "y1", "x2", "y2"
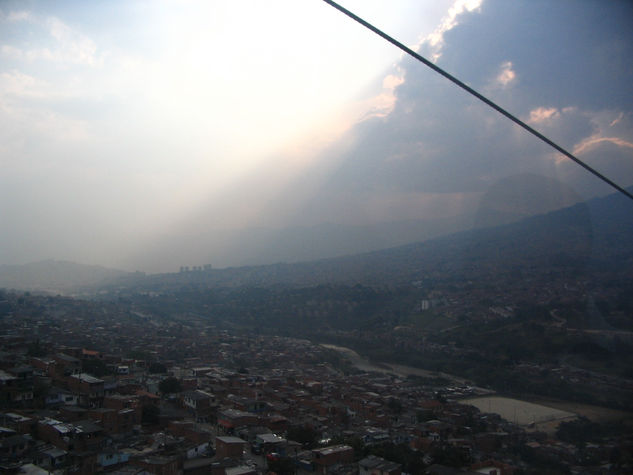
[
  {"x1": 105, "y1": 189, "x2": 632, "y2": 292},
  {"x1": 82, "y1": 189, "x2": 633, "y2": 410},
  {"x1": 132, "y1": 174, "x2": 581, "y2": 271},
  {"x1": 187, "y1": 215, "x2": 471, "y2": 267},
  {"x1": 0, "y1": 260, "x2": 129, "y2": 293}
]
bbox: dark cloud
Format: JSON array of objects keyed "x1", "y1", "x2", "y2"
[
  {"x1": 317, "y1": 0, "x2": 633, "y2": 199},
  {"x1": 133, "y1": 0, "x2": 633, "y2": 271},
  {"x1": 436, "y1": 0, "x2": 633, "y2": 111}
]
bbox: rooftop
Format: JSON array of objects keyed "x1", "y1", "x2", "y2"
[
  {"x1": 71, "y1": 373, "x2": 104, "y2": 384},
  {"x1": 216, "y1": 436, "x2": 247, "y2": 445}
]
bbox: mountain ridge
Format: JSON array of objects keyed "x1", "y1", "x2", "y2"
[
  {"x1": 3, "y1": 189, "x2": 630, "y2": 294},
  {"x1": 103, "y1": 188, "x2": 632, "y2": 292},
  {"x1": 0, "y1": 259, "x2": 129, "y2": 293}
]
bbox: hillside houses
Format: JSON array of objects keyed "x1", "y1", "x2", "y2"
[{"x1": 0, "y1": 292, "x2": 630, "y2": 474}]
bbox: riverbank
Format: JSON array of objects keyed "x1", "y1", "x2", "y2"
[{"x1": 320, "y1": 343, "x2": 489, "y2": 390}]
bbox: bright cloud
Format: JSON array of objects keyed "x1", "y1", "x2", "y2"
[
  {"x1": 1, "y1": 44, "x2": 24, "y2": 60},
  {"x1": 495, "y1": 61, "x2": 516, "y2": 87},
  {"x1": 610, "y1": 112, "x2": 624, "y2": 127},
  {"x1": 574, "y1": 136, "x2": 633, "y2": 156},
  {"x1": 4, "y1": 10, "x2": 32, "y2": 22},
  {"x1": 355, "y1": 72, "x2": 406, "y2": 122},
  {"x1": 45, "y1": 17, "x2": 98, "y2": 66},
  {"x1": 423, "y1": 0, "x2": 482, "y2": 61},
  {"x1": 0, "y1": 11, "x2": 99, "y2": 66},
  {"x1": 527, "y1": 107, "x2": 560, "y2": 124},
  {"x1": 0, "y1": 70, "x2": 41, "y2": 96}
]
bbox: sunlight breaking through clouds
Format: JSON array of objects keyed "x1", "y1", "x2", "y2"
[
  {"x1": 574, "y1": 136, "x2": 633, "y2": 156},
  {"x1": 422, "y1": 0, "x2": 482, "y2": 61},
  {"x1": 0, "y1": 0, "x2": 631, "y2": 271}
]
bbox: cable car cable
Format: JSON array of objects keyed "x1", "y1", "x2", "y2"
[{"x1": 322, "y1": 0, "x2": 633, "y2": 202}]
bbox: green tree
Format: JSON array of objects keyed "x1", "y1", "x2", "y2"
[
  {"x1": 142, "y1": 404, "x2": 161, "y2": 425},
  {"x1": 32, "y1": 380, "x2": 51, "y2": 409},
  {"x1": 267, "y1": 457, "x2": 296, "y2": 475},
  {"x1": 82, "y1": 358, "x2": 111, "y2": 377},
  {"x1": 148, "y1": 362, "x2": 167, "y2": 374},
  {"x1": 387, "y1": 397, "x2": 403, "y2": 414},
  {"x1": 286, "y1": 425, "x2": 319, "y2": 448},
  {"x1": 159, "y1": 376, "x2": 182, "y2": 394},
  {"x1": 27, "y1": 339, "x2": 47, "y2": 357}
]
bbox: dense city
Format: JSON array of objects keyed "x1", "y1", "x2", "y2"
[{"x1": 0, "y1": 291, "x2": 631, "y2": 474}]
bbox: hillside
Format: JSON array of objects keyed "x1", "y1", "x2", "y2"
[
  {"x1": 0, "y1": 260, "x2": 129, "y2": 293},
  {"x1": 108, "y1": 190, "x2": 633, "y2": 409},
  {"x1": 106, "y1": 189, "x2": 632, "y2": 292}
]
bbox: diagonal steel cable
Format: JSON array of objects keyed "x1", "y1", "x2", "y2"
[{"x1": 323, "y1": 0, "x2": 633, "y2": 202}]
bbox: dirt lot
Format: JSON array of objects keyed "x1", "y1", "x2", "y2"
[
  {"x1": 461, "y1": 396, "x2": 575, "y2": 426},
  {"x1": 527, "y1": 398, "x2": 633, "y2": 424},
  {"x1": 463, "y1": 395, "x2": 633, "y2": 435}
]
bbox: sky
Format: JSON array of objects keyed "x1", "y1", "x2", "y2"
[{"x1": 1, "y1": 0, "x2": 632, "y2": 272}]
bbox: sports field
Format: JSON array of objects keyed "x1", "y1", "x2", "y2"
[{"x1": 462, "y1": 396, "x2": 576, "y2": 426}]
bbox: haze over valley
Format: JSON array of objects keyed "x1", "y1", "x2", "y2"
[
  {"x1": 1, "y1": 1, "x2": 632, "y2": 473},
  {"x1": 1, "y1": 0, "x2": 631, "y2": 272}
]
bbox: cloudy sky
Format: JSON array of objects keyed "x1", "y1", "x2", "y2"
[{"x1": 1, "y1": 0, "x2": 632, "y2": 272}]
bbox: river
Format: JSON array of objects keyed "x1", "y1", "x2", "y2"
[{"x1": 320, "y1": 343, "x2": 474, "y2": 385}]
